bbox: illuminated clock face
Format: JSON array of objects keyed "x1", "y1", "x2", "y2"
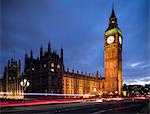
[
  {"x1": 107, "y1": 36, "x2": 115, "y2": 44},
  {"x1": 119, "y1": 36, "x2": 122, "y2": 44}
]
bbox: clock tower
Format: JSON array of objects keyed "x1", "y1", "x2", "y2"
[{"x1": 104, "y1": 8, "x2": 122, "y2": 95}]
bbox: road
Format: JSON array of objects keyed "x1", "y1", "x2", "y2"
[{"x1": 1, "y1": 99, "x2": 149, "y2": 114}]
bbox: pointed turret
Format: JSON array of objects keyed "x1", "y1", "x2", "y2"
[
  {"x1": 40, "y1": 45, "x2": 43, "y2": 57},
  {"x1": 106, "y1": 7, "x2": 119, "y2": 31},
  {"x1": 25, "y1": 53, "x2": 27, "y2": 59},
  {"x1": 95, "y1": 70, "x2": 98, "y2": 80},
  {"x1": 19, "y1": 59, "x2": 21, "y2": 68},
  {"x1": 11, "y1": 58, "x2": 13, "y2": 63},
  {"x1": 3, "y1": 66, "x2": 8, "y2": 84},
  {"x1": 8, "y1": 60, "x2": 10, "y2": 67},
  {"x1": 30, "y1": 50, "x2": 33, "y2": 59},
  {"x1": 110, "y1": 6, "x2": 116, "y2": 18},
  {"x1": 60, "y1": 48, "x2": 64, "y2": 64},
  {"x1": 105, "y1": 6, "x2": 122, "y2": 36},
  {"x1": 61, "y1": 48, "x2": 63, "y2": 58},
  {"x1": 48, "y1": 41, "x2": 51, "y2": 53},
  {"x1": 3, "y1": 66, "x2": 7, "y2": 78},
  {"x1": 72, "y1": 69, "x2": 74, "y2": 73}
]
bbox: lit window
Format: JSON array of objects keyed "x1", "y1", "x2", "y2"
[
  {"x1": 44, "y1": 64, "x2": 46, "y2": 68},
  {"x1": 32, "y1": 68, "x2": 34, "y2": 71},
  {"x1": 51, "y1": 63, "x2": 54, "y2": 67},
  {"x1": 51, "y1": 68, "x2": 54, "y2": 72},
  {"x1": 57, "y1": 64, "x2": 60, "y2": 69},
  {"x1": 112, "y1": 20, "x2": 115, "y2": 23},
  {"x1": 9, "y1": 77, "x2": 11, "y2": 80}
]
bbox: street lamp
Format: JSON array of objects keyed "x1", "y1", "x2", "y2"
[
  {"x1": 115, "y1": 91, "x2": 118, "y2": 96},
  {"x1": 20, "y1": 79, "x2": 30, "y2": 99},
  {"x1": 20, "y1": 79, "x2": 30, "y2": 91},
  {"x1": 93, "y1": 88, "x2": 97, "y2": 98}
]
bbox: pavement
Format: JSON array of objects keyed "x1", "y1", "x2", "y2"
[{"x1": 1, "y1": 99, "x2": 149, "y2": 114}]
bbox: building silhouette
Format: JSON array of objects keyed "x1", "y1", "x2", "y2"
[
  {"x1": 24, "y1": 42, "x2": 64, "y2": 94},
  {"x1": 0, "y1": 59, "x2": 23, "y2": 99}
]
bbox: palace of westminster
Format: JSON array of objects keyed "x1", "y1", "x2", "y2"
[{"x1": 0, "y1": 8, "x2": 123, "y2": 99}]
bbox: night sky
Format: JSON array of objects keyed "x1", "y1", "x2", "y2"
[{"x1": 1, "y1": 0, "x2": 149, "y2": 85}]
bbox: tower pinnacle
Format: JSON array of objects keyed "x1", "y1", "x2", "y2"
[
  {"x1": 105, "y1": 6, "x2": 119, "y2": 32},
  {"x1": 40, "y1": 45, "x2": 43, "y2": 57},
  {"x1": 110, "y1": 6, "x2": 116, "y2": 18},
  {"x1": 48, "y1": 41, "x2": 51, "y2": 53}
]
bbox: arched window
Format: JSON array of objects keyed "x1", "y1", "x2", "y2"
[{"x1": 51, "y1": 63, "x2": 54, "y2": 67}]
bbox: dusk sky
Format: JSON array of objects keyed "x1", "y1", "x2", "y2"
[{"x1": 1, "y1": 0, "x2": 149, "y2": 85}]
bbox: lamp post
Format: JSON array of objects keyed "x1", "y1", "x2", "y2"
[
  {"x1": 115, "y1": 91, "x2": 118, "y2": 96},
  {"x1": 20, "y1": 79, "x2": 30, "y2": 98},
  {"x1": 93, "y1": 88, "x2": 97, "y2": 98}
]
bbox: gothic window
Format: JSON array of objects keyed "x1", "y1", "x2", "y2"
[
  {"x1": 51, "y1": 68, "x2": 54, "y2": 72},
  {"x1": 9, "y1": 77, "x2": 11, "y2": 80},
  {"x1": 44, "y1": 64, "x2": 46, "y2": 68},
  {"x1": 32, "y1": 67, "x2": 34, "y2": 71},
  {"x1": 57, "y1": 64, "x2": 60, "y2": 69},
  {"x1": 51, "y1": 63, "x2": 54, "y2": 67}
]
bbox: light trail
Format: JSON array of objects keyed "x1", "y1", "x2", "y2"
[{"x1": 0, "y1": 92, "x2": 95, "y2": 97}]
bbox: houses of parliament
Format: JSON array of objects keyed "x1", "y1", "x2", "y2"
[{"x1": 0, "y1": 8, "x2": 123, "y2": 99}]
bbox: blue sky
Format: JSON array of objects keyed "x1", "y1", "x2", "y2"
[{"x1": 1, "y1": 0, "x2": 149, "y2": 85}]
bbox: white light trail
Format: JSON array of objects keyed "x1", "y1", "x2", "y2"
[{"x1": 0, "y1": 92, "x2": 95, "y2": 97}]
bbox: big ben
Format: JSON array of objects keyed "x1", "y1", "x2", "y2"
[{"x1": 104, "y1": 7, "x2": 122, "y2": 96}]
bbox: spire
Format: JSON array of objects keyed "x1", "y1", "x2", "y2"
[
  {"x1": 67, "y1": 68, "x2": 69, "y2": 72},
  {"x1": 11, "y1": 58, "x2": 13, "y2": 62},
  {"x1": 109, "y1": 4, "x2": 117, "y2": 21},
  {"x1": 3, "y1": 66, "x2": 7, "y2": 79},
  {"x1": 95, "y1": 70, "x2": 98, "y2": 80},
  {"x1": 30, "y1": 50, "x2": 33, "y2": 59},
  {"x1": 60, "y1": 48, "x2": 64, "y2": 64},
  {"x1": 48, "y1": 41, "x2": 51, "y2": 53},
  {"x1": 19, "y1": 59, "x2": 21, "y2": 68},
  {"x1": 25, "y1": 53, "x2": 27, "y2": 59},
  {"x1": 61, "y1": 48, "x2": 63, "y2": 58},
  {"x1": 72, "y1": 69, "x2": 74, "y2": 73},
  {"x1": 106, "y1": 5, "x2": 119, "y2": 31},
  {"x1": 40, "y1": 45, "x2": 43, "y2": 57},
  {"x1": 110, "y1": 6, "x2": 116, "y2": 18},
  {"x1": 8, "y1": 60, "x2": 10, "y2": 67}
]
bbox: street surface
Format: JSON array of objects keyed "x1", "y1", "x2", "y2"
[{"x1": 1, "y1": 99, "x2": 149, "y2": 114}]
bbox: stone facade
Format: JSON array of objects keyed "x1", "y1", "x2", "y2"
[
  {"x1": 63, "y1": 70, "x2": 105, "y2": 96},
  {"x1": 104, "y1": 8, "x2": 122, "y2": 95}
]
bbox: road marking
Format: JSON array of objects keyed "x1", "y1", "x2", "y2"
[{"x1": 90, "y1": 104, "x2": 140, "y2": 114}]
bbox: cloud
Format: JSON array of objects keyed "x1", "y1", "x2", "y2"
[
  {"x1": 128, "y1": 61, "x2": 150, "y2": 69},
  {"x1": 130, "y1": 62, "x2": 142, "y2": 68},
  {"x1": 141, "y1": 64, "x2": 150, "y2": 68},
  {"x1": 124, "y1": 76, "x2": 150, "y2": 85}
]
